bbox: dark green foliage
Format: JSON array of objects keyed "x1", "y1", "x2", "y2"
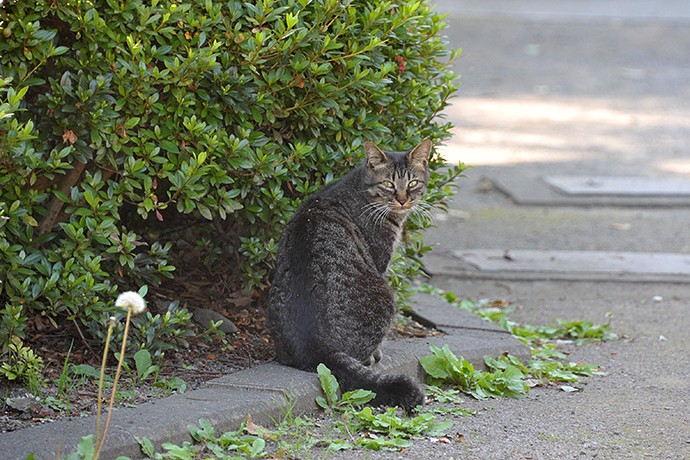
[{"x1": 0, "y1": 0, "x2": 460, "y2": 368}]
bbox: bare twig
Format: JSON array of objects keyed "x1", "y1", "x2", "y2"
[
  {"x1": 71, "y1": 318, "x2": 96, "y2": 357},
  {"x1": 37, "y1": 161, "x2": 87, "y2": 235}
]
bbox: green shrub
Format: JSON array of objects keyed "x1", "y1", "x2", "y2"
[
  {"x1": 0, "y1": 336, "x2": 44, "y2": 394},
  {"x1": 0, "y1": 0, "x2": 461, "y2": 369},
  {"x1": 88, "y1": 299, "x2": 195, "y2": 358}
]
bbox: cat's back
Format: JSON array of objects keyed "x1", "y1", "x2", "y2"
[
  {"x1": 283, "y1": 205, "x2": 368, "y2": 277},
  {"x1": 277, "y1": 167, "x2": 365, "y2": 256},
  {"x1": 268, "y1": 169, "x2": 374, "y2": 364}
]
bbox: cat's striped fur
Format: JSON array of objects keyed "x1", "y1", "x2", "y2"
[{"x1": 267, "y1": 139, "x2": 432, "y2": 410}]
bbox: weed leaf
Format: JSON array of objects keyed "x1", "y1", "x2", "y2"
[
  {"x1": 136, "y1": 436, "x2": 157, "y2": 457},
  {"x1": 327, "y1": 439, "x2": 352, "y2": 451},
  {"x1": 316, "y1": 363, "x2": 340, "y2": 407},
  {"x1": 315, "y1": 396, "x2": 330, "y2": 411},
  {"x1": 340, "y1": 388, "x2": 376, "y2": 408},
  {"x1": 422, "y1": 345, "x2": 528, "y2": 399},
  {"x1": 64, "y1": 435, "x2": 95, "y2": 460},
  {"x1": 133, "y1": 348, "x2": 154, "y2": 380}
]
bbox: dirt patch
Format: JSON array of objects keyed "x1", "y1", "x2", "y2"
[{"x1": 0, "y1": 296, "x2": 275, "y2": 433}]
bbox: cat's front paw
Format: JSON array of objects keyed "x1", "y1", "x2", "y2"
[
  {"x1": 363, "y1": 348, "x2": 383, "y2": 366},
  {"x1": 372, "y1": 347, "x2": 382, "y2": 363}
]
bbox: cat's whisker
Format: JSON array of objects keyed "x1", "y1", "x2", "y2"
[
  {"x1": 360, "y1": 201, "x2": 383, "y2": 211},
  {"x1": 359, "y1": 202, "x2": 383, "y2": 226},
  {"x1": 410, "y1": 200, "x2": 439, "y2": 225},
  {"x1": 360, "y1": 201, "x2": 393, "y2": 228},
  {"x1": 412, "y1": 207, "x2": 434, "y2": 225},
  {"x1": 372, "y1": 206, "x2": 390, "y2": 228},
  {"x1": 377, "y1": 206, "x2": 392, "y2": 227},
  {"x1": 359, "y1": 201, "x2": 382, "y2": 217},
  {"x1": 419, "y1": 200, "x2": 443, "y2": 213}
]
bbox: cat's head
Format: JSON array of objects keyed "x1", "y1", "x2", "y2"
[{"x1": 362, "y1": 139, "x2": 432, "y2": 215}]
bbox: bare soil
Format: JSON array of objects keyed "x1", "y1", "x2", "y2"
[{"x1": 0, "y1": 299, "x2": 275, "y2": 434}]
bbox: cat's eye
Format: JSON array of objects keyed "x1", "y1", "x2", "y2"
[
  {"x1": 381, "y1": 180, "x2": 395, "y2": 190},
  {"x1": 408, "y1": 179, "x2": 420, "y2": 189}
]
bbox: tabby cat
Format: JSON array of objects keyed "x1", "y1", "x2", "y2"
[{"x1": 267, "y1": 138, "x2": 432, "y2": 410}]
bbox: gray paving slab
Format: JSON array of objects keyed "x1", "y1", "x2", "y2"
[
  {"x1": 410, "y1": 293, "x2": 506, "y2": 332},
  {"x1": 490, "y1": 173, "x2": 690, "y2": 207},
  {"x1": 425, "y1": 249, "x2": 690, "y2": 283},
  {"x1": 0, "y1": 295, "x2": 528, "y2": 460},
  {"x1": 543, "y1": 175, "x2": 690, "y2": 197}
]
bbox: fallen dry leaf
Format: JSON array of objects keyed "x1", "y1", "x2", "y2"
[
  {"x1": 454, "y1": 432, "x2": 467, "y2": 444},
  {"x1": 62, "y1": 129, "x2": 77, "y2": 144},
  {"x1": 395, "y1": 55, "x2": 406, "y2": 74},
  {"x1": 611, "y1": 222, "x2": 632, "y2": 231},
  {"x1": 245, "y1": 415, "x2": 271, "y2": 438}
]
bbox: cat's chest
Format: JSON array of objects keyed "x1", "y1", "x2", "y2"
[{"x1": 361, "y1": 222, "x2": 401, "y2": 273}]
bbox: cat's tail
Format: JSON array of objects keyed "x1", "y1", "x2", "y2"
[{"x1": 320, "y1": 351, "x2": 424, "y2": 411}]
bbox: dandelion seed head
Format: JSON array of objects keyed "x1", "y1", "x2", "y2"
[{"x1": 115, "y1": 291, "x2": 146, "y2": 315}]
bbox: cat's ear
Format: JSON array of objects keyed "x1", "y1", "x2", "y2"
[
  {"x1": 364, "y1": 141, "x2": 388, "y2": 169},
  {"x1": 408, "y1": 138, "x2": 432, "y2": 169}
]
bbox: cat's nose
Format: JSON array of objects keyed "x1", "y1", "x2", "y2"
[{"x1": 395, "y1": 195, "x2": 407, "y2": 206}]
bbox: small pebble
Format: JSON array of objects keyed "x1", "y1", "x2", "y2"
[
  {"x1": 6, "y1": 394, "x2": 40, "y2": 412},
  {"x1": 192, "y1": 308, "x2": 238, "y2": 334},
  {"x1": 652, "y1": 295, "x2": 663, "y2": 303}
]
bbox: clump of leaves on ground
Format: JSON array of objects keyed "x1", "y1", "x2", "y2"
[{"x1": 419, "y1": 286, "x2": 613, "y2": 397}]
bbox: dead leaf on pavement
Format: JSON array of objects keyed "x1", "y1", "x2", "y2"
[{"x1": 245, "y1": 415, "x2": 271, "y2": 438}]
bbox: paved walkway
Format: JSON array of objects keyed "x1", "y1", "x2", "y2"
[{"x1": 418, "y1": 1, "x2": 690, "y2": 457}]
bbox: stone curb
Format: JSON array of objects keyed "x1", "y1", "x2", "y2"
[
  {"x1": 424, "y1": 251, "x2": 690, "y2": 283},
  {"x1": 0, "y1": 294, "x2": 529, "y2": 460}
]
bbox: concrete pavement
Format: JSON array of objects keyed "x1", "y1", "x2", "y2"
[{"x1": 414, "y1": 0, "x2": 690, "y2": 457}]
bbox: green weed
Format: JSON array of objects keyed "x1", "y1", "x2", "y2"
[
  {"x1": 417, "y1": 286, "x2": 611, "y2": 401},
  {"x1": 314, "y1": 363, "x2": 452, "y2": 451},
  {"x1": 0, "y1": 337, "x2": 44, "y2": 395},
  {"x1": 421, "y1": 345, "x2": 529, "y2": 399},
  {"x1": 435, "y1": 288, "x2": 616, "y2": 346},
  {"x1": 138, "y1": 419, "x2": 266, "y2": 459}
]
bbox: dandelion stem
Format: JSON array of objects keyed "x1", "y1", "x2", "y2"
[
  {"x1": 93, "y1": 319, "x2": 115, "y2": 457},
  {"x1": 95, "y1": 308, "x2": 133, "y2": 458}
]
